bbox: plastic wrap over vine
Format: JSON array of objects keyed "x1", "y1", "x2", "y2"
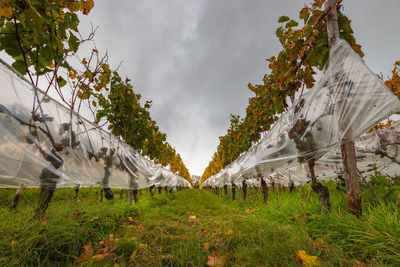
[
  {"x1": 202, "y1": 40, "x2": 400, "y2": 188},
  {"x1": 0, "y1": 59, "x2": 191, "y2": 189}
]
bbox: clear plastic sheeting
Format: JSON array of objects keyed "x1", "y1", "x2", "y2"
[
  {"x1": 202, "y1": 40, "x2": 400, "y2": 188},
  {"x1": 0, "y1": 59, "x2": 191, "y2": 189}
]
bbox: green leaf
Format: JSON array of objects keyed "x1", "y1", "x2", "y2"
[
  {"x1": 278, "y1": 16, "x2": 290, "y2": 23},
  {"x1": 12, "y1": 60, "x2": 27, "y2": 75},
  {"x1": 275, "y1": 26, "x2": 284, "y2": 38},
  {"x1": 57, "y1": 76, "x2": 67, "y2": 87},
  {"x1": 299, "y1": 7, "x2": 310, "y2": 22},
  {"x1": 285, "y1": 20, "x2": 299, "y2": 28},
  {"x1": 68, "y1": 32, "x2": 79, "y2": 52}
]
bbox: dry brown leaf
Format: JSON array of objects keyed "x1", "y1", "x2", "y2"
[
  {"x1": 80, "y1": 243, "x2": 94, "y2": 261},
  {"x1": 92, "y1": 253, "x2": 109, "y2": 263},
  {"x1": 10, "y1": 240, "x2": 18, "y2": 250},
  {"x1": 139, "y1": 243, "x2": 148, "y2": 250},
  {"x1": 206, "y1": 252, "x2": 226, "y2": 267},
  {"x1": 246, "y1": 208, "x2": 254, "y2": 213}
]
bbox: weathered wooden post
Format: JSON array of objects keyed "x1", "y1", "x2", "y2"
[
  {"x1": 326, "y1": 0, "x2": 362, "y2": 217},
  {"x1": 242, "y1": 180, "x2": 247, "y2": 200},
  {"x1": 149, "y1": 185, "x2": 155, "y2": 197},
  {"x1": 74, "y1": 185, "x2": 80, "y2": 200},
  {"x1": 261, "y1": 177, "x2": 268, "y2": 203},
  {"x1": 10, "y1": 184, "x2": 24, "y2": 211}
]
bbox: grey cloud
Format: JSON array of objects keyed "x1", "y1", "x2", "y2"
[{"x1": 78, "y1": 0, "x2": 400, "y2": 175}]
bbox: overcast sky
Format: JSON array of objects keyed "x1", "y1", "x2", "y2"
[{"x1": 77, "y1": 0, "x2": 400, "y2": 176}]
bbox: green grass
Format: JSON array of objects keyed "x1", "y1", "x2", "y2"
[{"x1": 0, "y1": 185, "x2": 399, "y2": 266}]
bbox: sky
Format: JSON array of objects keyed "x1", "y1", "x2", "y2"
[{"x1": 77, "y1": 0, "x2": 400, "y2": 176}]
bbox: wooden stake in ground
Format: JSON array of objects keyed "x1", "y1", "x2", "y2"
[
  {"x1": 10, "y1": 184, "x2": 25, "y2": 211},
  {"x1": 231, "y1": 183, "x2": 236, "y2": 201},
  {"x1": 325, "y1": 0, "x2": 362, "y2": 217},
  {"x1": 242, "y1": 180, "x2": 247, "y2": 200}
]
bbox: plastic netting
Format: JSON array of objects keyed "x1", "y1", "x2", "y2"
[
  {"x1": 0, "y1": 59, "x2": 191, "y2": 189},
  {"x1": 202, "y1": 40, "x2": 400, "y2": 188}
]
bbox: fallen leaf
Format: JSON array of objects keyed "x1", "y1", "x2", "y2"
[
  {"x1": 11, "y1": 240, "x2": 18, "y2": 250},
  {"x1": 108, "y1": 234, "x2": 114, "y2": 243},
  {"x1": 80, "y1": 243, "x2": 94, "y2": 260},
  {"x1": 188, "y1": 215, "x2": 197, "y2": 220},
  {"x1": 203, "y1": 229, "x2": 209, "y2": 234},
  {"x1": 203, "y1": 242, "x2": 210, "y2": 252},
  {"x1": 130, "y1": 250, "x2": 137, "y2": 260},
  {"x1": 128, "y1": 217, "x2": 134, "y2": 222},
  {"x1": 225, "y1": 230, "x2": 233, "y2": 235},
  {"x1": 11, "y1": 257, "x2": 19, "y2": 265},
  {"x1": 206, "y1": 252, "x2": 226, "y2": 267},
  {"x1": 139, "y1": 243, "x2": 148, "y2": 250},
  {"x1": 92, "y1": 253, "x2": 109, "y2": 262},
  {"x1": 296, "y1": 250, "x2": 321, "y2": 266},
  {"x1": 73, "y1": 210, "x2": 85, "y2": 217},
  {"x1": 89, "y1": 216, "x2": 99, "y2": 222},
  {"x1": 110, "y1": 245, "x2": 119, "y2": 253},
  {"x1": 77, "y1": 199, "x2": 81, "y2": 203},
  {"x1": 246, "y1": 208, "x2": 254, "y2": 213},
  {"x1": 40, "y1": 217, "x2": 47, "y2": 224}
]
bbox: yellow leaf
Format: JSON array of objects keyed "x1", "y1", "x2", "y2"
[
  {"x1": 296, "y1": 250, "x2": 321, "y2": 266},
  {"x1": 246, "y1": 208, "x2": 254, "y2": 213},
  {"x1": 0, "y1": 4, "x2": 13, "y2": 19},
  {"x1": 130, "y1": 250, "x2": 137, "y2": 260},
  {"x1": 89, "y1": 216, "x2": 99, "y2": 222},
  {"x1": 82, "y1": 0, "x2": 94, "y2": 15},
  {"x1": 12, "y1": 257, "x2": 19, "y2": 264},
  {"x1": 139, "y1": 243, "x2": 148, "y2": 250},
  {"x1": 203, "y1": 242, "x2": 210, "y2": 252},
  {"x1": 11, "y1": 240, "x2": 18, "y2": 249},
  {"x1": 188, "y1": 215, "x2": 196, "y2": 220},
  {"x1": 128, "y1": 216, "x2": 134, "y2": 222},
  {"x1": 225, "y1": 229, "x2": 233, "y2": 235},
  {"x1": 92, "y1": 253, "x2": 109, "y2": 262}
]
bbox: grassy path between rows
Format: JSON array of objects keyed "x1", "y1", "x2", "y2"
[{"x1": 1, "y1": 187, "x2": 399, "y2": 266}]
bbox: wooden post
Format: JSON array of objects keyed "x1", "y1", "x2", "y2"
[
  {"x1": 10, "y1": 184, "x2": 24, "y2": 211},
  {"x1": 231, "y1": 183, "x2": 236, "y2": 201},
  {"x1": 74, "y1": 185, "x2": 80, "y2": 200},
  {"x1": 325, "y1": 0, "x2": 362, "y2": 217},
  {"x1": 261, "y1": 177, "x2": 268, "y2": 203},
  {"x1": 242, "y1": 180, "x2": 247, "y2": 200}
]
